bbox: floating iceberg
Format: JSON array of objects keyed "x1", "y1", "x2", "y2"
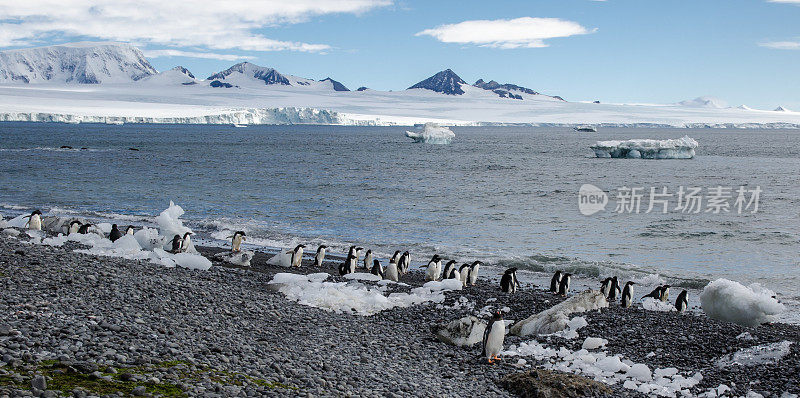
[
  {"x1": 700, "y1": 279, "x2": 784, "y2": 326},
  {"x1": 590, "y1": 135, "x2": 698, "y2": 159},
  {"x1": 405, "y1": 123, "x2": 455, "y2": 144}
]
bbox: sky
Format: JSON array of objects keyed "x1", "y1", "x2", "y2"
[{"x1": 0, "y1": 0, "x2": 798, "y2": 109}]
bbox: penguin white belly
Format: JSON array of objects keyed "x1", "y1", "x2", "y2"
[
  {"x1": 384, "y1": 262, "x2": 399, "y2": 282},
  {"x1": 469, "y1": 266, "x2": 480, "y2": 285},
  {"x1": 292, "y1": 248, "x2": 304, "y2": 267},
  {"x1": 181, "y1": 235, "x2": 195, "y2": 253},
  {"x1": 460, "y1": 270, "x2": 469, "y2": 286},
  {"x1": 485, "y1": 321, "x2": 505, "y2": 359},
  {"x1": 425, "y1": 264, "x2": 438, "y2": 281},
  {"x1": 315, "y1": 249, "x2": 326, "y2": 266},
  {"x1": 28, "y1": 215, "x2": 42, "y2": 231},
  {"x1": 232, "y1": 236, "x2": 244, "y2": 252},
  {"x1": 363, "y1": 253, "x2": 372, "y2": 269}
]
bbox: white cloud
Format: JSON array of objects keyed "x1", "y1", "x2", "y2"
[
  {"x1": 416, "y1": 17, "x2": 594, "y2": 49},
  {"x1": 0, "y1": 0, "x2": 391, "y2": 52},
  {"x1": 142, "y1": 49, "x2": 255, "y2": 61},
  {"x1": 759, "y1": 41, "x2": 800, "y2": 50}
]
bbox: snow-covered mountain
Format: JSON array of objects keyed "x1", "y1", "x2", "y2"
[
  {"x1": 473, "y1": 78, "x2": 563, "y2": 101},
  {"x1": 0, "y1": 42, "x2": 156, "y2": 84},
  {"x1": 408, "y1": 69, "x2": 467, "y2": 95},
  {"x1": 320, "y1": 77, "x2": 349, "y2": 92},
  {"x1": 678, "y1": 96, "x2": 727, "y2": 109},
  {"x1": 138, "y1": 66, "x2": 197, "y2": 86},
  {"x1": 774, "y1": 106, "x2": 792, "y2": 112}
]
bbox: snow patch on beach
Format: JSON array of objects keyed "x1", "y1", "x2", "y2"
[
  {"x1": 700, "y1": 279, "x2": 784, "y2": 326},
  {"x1": 267, "y1": 272, "x2": 462, "y2": 316},
  {"x1": 590, "y1": 136, "x2": 698, "y2": 159}
]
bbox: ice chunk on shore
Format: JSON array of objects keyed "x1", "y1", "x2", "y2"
[
  {"x1": 214, "y1": 250, "x2": 254, "y2": 267},
  {"x1": 511, "y1": 290, "x2": 608, "y2": 336},
  {"x1": 641, "y1": 297, "x2": 675, "y2": 312},
  {"x1": 582, "y1": 337, "x2": 608, "y2": 350},
  {"x1": 405, "y1": 123, "x2": 455, "y2": 144},
  {"x1": 700, "y1": 279, "x2": 784, "y2": 326},
  {"x1": 590, "y1": 135, "x2": 698, "y2": 159},
  {"x1": 155, "y1": 201, "x2": 192, "y2": 238},
  {"x1": 716, "y1": 341, "x2": 793, "y2": 368},
  {"x1": 266, "y1": 250, "x2": 293, "y2": 267}
]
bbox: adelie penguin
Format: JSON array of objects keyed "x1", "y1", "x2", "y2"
[
  {"x1": 384, "y1": 256, "x2": 400, "y2": 282},
  {"x1": 314, "y1": 245, "x2": 328, "y2": 267},
  {"x1": 230, "y1": 231, "x2": 246, "y2": 252},
  {"x1": 290, "y1": 244, "x2": 305, "y2": 268},
  {"x1": 482, "y1": 311, "x2": 505, "y2": 364},
  {"x1": 24, "y1": 210, "x2": 43, "y2": 231},
  {"x1": 600, "y1": 277, "x2": 612, "y2": 297},
  {"x1": 398, "y1": 251, "x2": 410, "y2": 275},
  {"x1": 339, "y1": 255, "x2": 356, "y2": 276},
  {"x1": 468, "y1": 261, "x2": 482, "y2": 286},
  {"x1": 346, "y1": 252, "x2": 358, "y2": 274},
  {"x1": 659, "y1": 285, "x2": 671, "y2": 302},
  {"x1": 125, "y1": 225, "x2": 135, "y2": 235},
  {"x1": 68, "y1": 220, "x2": 82, "y2": 235},
  {"x1": 675, "y1": 290, "x2": 688, "y2": 313},
  {"x1": 621, "y1": 281, "x2": 635, "y2": 308},
  {"x1": 643, "y1": 286, "x2": 663, "y2": 300},
  {"x1": 180, "y1": 232, "x2": 193, "y2": 253},
  {"x1": 362, "y1": 249, "x2": 372, "y2": 270},
  {"x1": 501, "y1": 268, "x2": 521, "y2": 293},
  {"x1": 370, "y1": 259, "x2": 384, "y2": 278},
  {"x1": 442, "y1": 260, "x2": 457, "y2": 280},
  {"x1": 550, "y1": 271, "x2": 563, "y2": 294},
  {"x1": 459, "y1": 264, "x2": 471, "y2": 286},
  {"x1": 557, "y1": 273, "x2": 572, "y2": 296},
  {"x1": 78, "y1": 223, "x2": 92, "y2": 235},
  {"x1": 169, "y1": 234, "x2": 183, "y2": 253},
  {"x1": 109, "y1": 224, "x2": 123, "y2": 242},
  {"x1": 607, "y1": 276, "x2": 621, "y2": 301},
  {"x1": 423, "y1": 255, "x2": 442, "y2": 282}
]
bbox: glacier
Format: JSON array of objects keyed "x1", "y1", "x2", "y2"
[
  {"x1": 590, "y1": 136, "x2": 699, "y2": 159},
  {"x1": 404, "y1": 123, "x2": 455, "y2": 144}
]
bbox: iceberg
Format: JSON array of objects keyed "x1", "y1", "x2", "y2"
[
  {"x1": 405, "y1": 123, "x2": 455, "y2": 144},
  {"x1": 700, "y1": 279, "x2": 784, "y2": 326},
  {"x1": 590, "y1": 136, "x2": 698, "y2": 159}
]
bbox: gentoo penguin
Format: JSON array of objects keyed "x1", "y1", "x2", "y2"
[
  {"x1": 500, "y1": 268, "x2": 521, "y2": 293},
  {"x1": 109, "y1": 224, "x2": 123, "y2": 242},
  {"x1": 643, "y1": 286, "x2": 663, "y2": 300},
  {"x1": 231, "y1": 231, "x2": 246, "y2": 252},
  {"x1": 313, "y1": 245, "x2": 328, "y2": 267},
  {"x1": 78, "y1": 223, "x2": 92, "y2": 234},
  {"x1": 339, "y1": 255, "x2": 356, "y2": 276},
  {"x1": 607, "y1": 276, "x2": 621, "y2": 301},
  {"x1": 290, "y1": 244, "x2": 306, "y2": 268},
  {"x1": 482, "y1": 311, "x2": 505, "y2": 364},
  {"x1": 370, "y1": 259, "x2": 384, "y2": 278},
  {"x1": 384, "y1": 256, "x2": 399, "y2": 282},
  {"x1": 169, "y1": 234, "x2": 183, "y2": 253},
  {"x1": 423, "y1": 255, "x2": 442, "y2": 282},
  {"x1": 442, "y1": 260, "x2": 457, "y2": 280},
  {"x1": 125, "y1": 225, "x2": 135, "y2": 235},
  {"x1": 675, "y1": 290, "x2": 688, "y2": 312},
  {"x1": 557, "y1": 273, "x2": 572, "y2": 296},
  {"x1": 621, "y1": 281, "x2": 635, "y2": 308},
  {"x1": 24, "y1": 210, "x2": 43, "y2": 231},
  {"x1": 468, "y1": 261, "x2": 482, "y2": 286},
  {"x1": 362, "y1": 249, "x2": 373, "y2": 270},
  {"x1": 550, "y1": 271, "x2": 563, "y2": 294},
  {"x1": 459, "y1": 263, "x2": 471, "y2": 286},
  {"x1": 600, "y1": 277, "x2": 612, "y2": 297},
  {"x1": 180, "y1": 232, "x2": 193, "y2": 252},
  {"x1": 398, "y1": 251, "x2": 410, "y2": 275},
  {"x1": 68, "y1": 220, "x2": 82, "y2": 234},
  {"x1": 659, "y1": 285, "x2": 671, "y2": 302}
]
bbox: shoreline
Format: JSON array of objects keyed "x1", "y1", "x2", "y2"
[{"x1": 1, "y1": 235, "x2": 798, "y2": 397}]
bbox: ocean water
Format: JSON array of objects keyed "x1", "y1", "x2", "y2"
[{"x1": 1, "y1": 123, "x2": 798, "y2": 320}]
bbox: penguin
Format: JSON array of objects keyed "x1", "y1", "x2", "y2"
[
  {"x1": 607, "y1": 276, "x2": 621, "y2": 301},
  {"x1": 621, "y1": 281, "x2": 635, "y2": 308},
  {"x1": 482, "y1": 311, "x2": 505, "y2": 364},
  {"x1": 180, "y1": 232, "x2": 193, "y2": 252},
  {"x1": 354, "y1": 247, "x2": 364, "y2": 262},
  {"x1": 675, "y1": 290, "x2": 688, "y2": 313},
  {"x1": 231, "y1": 231, "x2": 246, "y2": 252},
  {"x1": 347, "y1": 252, "x2": 358, "y2": 274},
  {"x1": 78, "y1": 223, "x2": 92, "y2": 234},
  {"x1": 362, "y1": 249, "x2": 373, "y2": 270},
  {"x1": 500, "y1": 268, "x2": 521, "y2": 293},
  {"x1": 398, "y1": 251, "x2": 410, "y2": 275},
  {"x1": 24, "y1": 210, "x2": 43, "y2": 231},
  {"x1": 384, "y1": 257, "x2": 399, "y2": 282},
  {"x1": 468, "y1": 261, "x2": 482, "y2": 286},
  {"x1": 370, "y1": 259, "x2": 384, "y2": 278},
  {"x1": 109, "y1": 224, "x2": 123, "y2": 242},
  {"x1": 422, "y1": 255, "x2": 442, "y2": 282},
  {"x1": 447, "y1": 265, "x2": 460, "y2": 281},
  {"x1": 390, "y1": 250, "x2": 401, "y2": 266},
  {"x1": 600, "y1": 277, "x2": 612, "y2": 297},
  {"x1": 643, "y1": 286, "x2": 663, "y2": 300},
  {"x1": 339, "y1": 255, "x2": 356, "y2": 276},
  {"x1": 68, "y1": 220, "x2": 82, "y2": 234},
  {"x1": 313, "y1": 245, "x2": 328, "y2": 267},
  {"x1": 659, "y1": 285, "x2": 671, "y2": 302},
  {"x1": 169, "y1": 234, "x2": 183, "y2": 253},
  {"x1": 290, "y1": 244, "x2": 306, "y2": 268},
  {"x1": 550, "y1": 271, "x2": 563, "y2": 294},
  {"x1": 442, "y1": 260, "x2": 457, "y2": 280},
  {"x1": 459, "y1": 263, "x2": 471, "y2": 286},
  {"x1": 557, "y1": 273, "x2": 572, "y2": 296},
  {"x1": 125, "y1": 225, "x2": 135, "y2": 235}
]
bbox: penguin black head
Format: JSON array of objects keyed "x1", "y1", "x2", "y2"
[
  {"x1": 171, "y1": 234, "x2": 181, "y2": 242},
  {"x1": 491, "y1": 310, "x2": 503, "y2": 321},
  {"x1": 403, "y1": 251, "x2": 409, "y2": 255},
  {"x1": 663, "y1": 284, "x2": 671, "y2": 289},
  {"x1": 505, "y1": 267, "x2": 518, "y2": 274},
  {"x1": 183, "y1": 231, "x2": 193, "y2": 238},
  {"x1": 318, "y1": 245, "x2": 328, "y2": 251},
  {"x1": 111, "y1": 224, "x2": 119, "y2": 230},
  {"x1": 356, "y1": 247, "x2": 363, "y2": 251},
  {"x1": 373, "y1": 259, "x2": 381, "y2": 267},
  {"x1": 626, "y1": 281, "x2": 635, "y2": 285},
  {"x1": 445, "y1": 259, "x2": 456, "y2": 266},
  {"x1": 471, "y1": 260, "x2": 483, "y2": 267},
  {"x1": 295, "y1": 244, "x2": 306, "y2": 250},
  {"x1": 234, "y1": 231, "x2": 246, "y2": 237},
  {"x1": 32, "y1": 210, "x2": 42, "y2": 216},
  {"x1": 460, "y1": 263, "x2": 470, "y2": 271}
]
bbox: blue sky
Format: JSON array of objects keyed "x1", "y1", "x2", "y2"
[{"x1": 1, "y1": 0, "x2": 798, "y2": 109}]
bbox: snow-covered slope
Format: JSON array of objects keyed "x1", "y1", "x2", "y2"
[
  {"x1": 0, "y1": 42, "x2": 156, "y2": 84},
  {"x1": 408, "y1": 69, "x2": 467, "y2": 95},
  {"x1": 137, "y1": 66, "x2": 197, "y2": 86}
]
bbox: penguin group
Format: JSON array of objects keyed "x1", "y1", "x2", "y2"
[
  {"x1": 548, "y1": 271, "x2": 572, "y2": 297},
  {"x1": 168, "y1": 231, "x2": 194, "y2": 254}
]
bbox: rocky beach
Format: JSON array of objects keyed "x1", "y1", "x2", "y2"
[{"x1": 0, "y1": 233, "x2": 798, "y2": 398}]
